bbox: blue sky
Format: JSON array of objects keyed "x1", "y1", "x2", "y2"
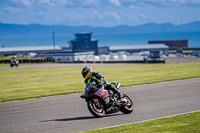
[{"x1": 0, "y1": 0, "x2": 200, "y2": 27}]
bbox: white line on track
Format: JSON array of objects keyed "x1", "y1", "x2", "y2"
[{"x1": 90, "y1": 110, "x2": 200, "y2": 131}]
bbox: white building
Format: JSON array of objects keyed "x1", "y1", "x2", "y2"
[
  {"x1": 45, "y1": 51, "x2": 94, "y2": 63},
  {"x1": 0, "y1": 45, "x2": 62, "y2": 57}
]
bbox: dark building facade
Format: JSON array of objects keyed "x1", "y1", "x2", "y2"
[
  {"x1": 148, "y1": 40, "x2": 188, "y2": 49},
  {"x1": 69, "y1": 33, "x2": 98, "y2": 55},
  {"x1": 98, "y1": 47, "x2": 110, "y2": 55}
]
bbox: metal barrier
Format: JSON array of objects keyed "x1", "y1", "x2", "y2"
[
  {"x1": 0, "y1": 59, "x2": 165, "y2": 64},
  {"x1": 0, "y1": 59, "x2": 56, "y2": 63}
]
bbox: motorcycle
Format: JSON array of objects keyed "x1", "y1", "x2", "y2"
[
  {"x1": 10, "y1": 59, "x2": 19, "y2": 67},
  {"x1": 81, "y1": 82, "x2": 133, "y2": 118}
]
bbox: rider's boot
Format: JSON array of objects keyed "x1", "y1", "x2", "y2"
[
  {"x1": 110, "y1": 84, "x2": 127, "y2": 104},
  {"x1": 117, "y1": 92, "x2": 127, "y2": 104}
]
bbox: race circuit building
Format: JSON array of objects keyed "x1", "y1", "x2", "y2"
[
  {"x1": 148, "y1": 40, "x2": 188, "y2": 49},
  {"x1": 98, "y1": 44, "x2": 169, "y2": 58},
  {"x1": 0, "y1": 33, "x2": 170, "y2": 62},
  {"x1": 68, "y1": 33, "x2": 98, "y2": 55}
]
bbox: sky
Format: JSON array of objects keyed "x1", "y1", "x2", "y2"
[{"x1": 0, "y1": 0, "x2": 200, "y2": 27}]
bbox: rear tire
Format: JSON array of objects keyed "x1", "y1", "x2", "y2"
[
  {"x1": 87, "y1": 98, "x2": 105, "y2": 118},
  {"x1": 120, "y1": 94, "x2": 134, "y2": 114}
]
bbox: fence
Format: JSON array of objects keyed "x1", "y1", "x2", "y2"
[
  {"x1": 0, "y1": 58, "x2": 165, "y2": 64},
  {"x1": 0, "y1": 59, "x2": 56, "y2": 63}
]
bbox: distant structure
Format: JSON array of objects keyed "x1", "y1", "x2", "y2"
[
  {"x1": 0, "y1": 33, "x2": 175, "y2": 63},
  {"x1": 98, "y1": 44, "x2": 169, "y2": 57},
  {"x1": 68, "y1": 33, "x2": 98, "y2": 55},
  {"x1": 148, "y1": 40, "x2": 188, "y2": 49},
  {"x1": 0, "y1": 46, "x2": 62, "y2": 57}
]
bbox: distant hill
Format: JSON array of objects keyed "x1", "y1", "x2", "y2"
[{"x1": 0, "y1": 21, "x2": 200, "y2": 38}]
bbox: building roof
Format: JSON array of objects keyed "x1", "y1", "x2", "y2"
[
  {"x1": 69, "y1": 38, "x2": 98, "y2": 42},
  {"x1": 75, "y1": 32, "x2": 92, "y2": 35},
  {"x1": 109, "y1": 44, "x2": 169, "y2": 51},
  {"x1": 45, "y1": 51, "x2": 94, "y2": 56},
  {"x1": 0, "y1": 45, "x2": 62, "y2": 52}
]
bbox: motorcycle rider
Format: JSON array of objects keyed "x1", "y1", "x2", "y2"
[
  {"x1": 81, "y1": 66, "x2": 123, "y2": 101},
  {"x1": 10, "y1": 55, "x2": 19, "y2": 66},
  {"x1": 11, "y1": 56, "x2": 18, "y2": 61}
]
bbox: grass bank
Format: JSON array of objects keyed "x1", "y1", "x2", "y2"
[
  {"x1": 81, "y1": 111, "x2": 200, "y2": 133},
  {"x1": 0, "y1": 62, "x2": 200, "y2": 102}
]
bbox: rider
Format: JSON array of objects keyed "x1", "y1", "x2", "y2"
[
  {"x1": 81, "y1": 66, "x2": 123, "y2": 100},
  {"x1": 11, "y1": 56, "x2": 18, "y2": 63}
]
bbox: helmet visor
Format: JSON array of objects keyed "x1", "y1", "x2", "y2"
[{"x1": 84, "y1": 70, "x2": 91, "y2": 79}]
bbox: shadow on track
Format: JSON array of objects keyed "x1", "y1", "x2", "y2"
[{"x1": 39, "y1": 113, "x2": 123, "y2": 123}]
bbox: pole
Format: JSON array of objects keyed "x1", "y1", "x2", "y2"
[{"x1": 52, "y1": 32, "x2": 55, "y2": 50}]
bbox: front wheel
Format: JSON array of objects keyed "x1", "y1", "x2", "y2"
[
  {"x1": 120, "y1": 94, "x2": 134, "y2": 114},
  {"x1": 87, "y1": 98, "x2": 105, "y2": 118}
]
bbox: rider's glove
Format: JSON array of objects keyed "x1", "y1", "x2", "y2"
[{"x1": 90, "y1": 81, "x2": 96, "y2": 88}]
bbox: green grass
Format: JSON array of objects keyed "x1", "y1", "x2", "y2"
[
  {"x1": 81, "y1": 111, "x2": 200, "y2": 133},
  {"x1": 0, "y1": 57, "x2": 42, "y2": 60},
  {"x1": 169, "y1": 50, "x2": 177, "y2": 53},
  {"x1": 182, "y1": 50, "x2": 193, "y2": 53},
  {"x1": 169, "y1": 50, "x2": 193, "y2": 53},
  {"x1": 0, "y1": 62, "x2": 200, "y2": 102}
]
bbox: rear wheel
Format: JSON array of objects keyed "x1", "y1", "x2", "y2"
[
  {"x1": 87, "y1": 98, "x2": 105, "y2": 118},
  {"x1": 120, "y1": 94, "x2": 134, "y2": 114}
]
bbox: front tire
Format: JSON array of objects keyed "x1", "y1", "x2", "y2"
[
  {"x1": 87, "y1": 98, "x2": 105, "y2": 118},
  {"x1": 120, "y1": 94, "x2": 134, "y2": 114}
]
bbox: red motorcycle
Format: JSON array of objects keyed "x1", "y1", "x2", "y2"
[{"x1": 81, "y1": 82, "x2": 133, "y2": 118}]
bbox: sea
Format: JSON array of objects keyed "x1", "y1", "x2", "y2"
[{"x1": 0, "y1": 32, "x2": 200, "y2": 48}]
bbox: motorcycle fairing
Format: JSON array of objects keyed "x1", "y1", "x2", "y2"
[{"x1": 94, "y1": 89, "x2": 109, "y2": 100}]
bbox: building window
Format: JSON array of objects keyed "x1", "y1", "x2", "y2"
[
  {"x1": 57, "y1": 58, "x2": 62, "y2": 62},
  {"x1": 82, "y1": 40, "x2": 87, "y2": 43},
  {"x1": 84, "y1": 35, "x2": 88, "y2": 39}
]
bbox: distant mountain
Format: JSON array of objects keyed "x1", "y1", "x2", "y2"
[{"x1": 0, "y1": 21, "x2": 200, "y2": 38}]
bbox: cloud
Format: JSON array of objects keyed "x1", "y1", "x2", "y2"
[
  {"x1": 4, "y1": 6, "x2": 20, "y2": 13},
  {"x1": 80, "y1": 0, "x2": 100, "y2": 6},
  {"x1": 20, "y1": 0, "x2": 32, "y2": 7},
  {"x1": 120, "y1": 0, "x2": 200, "y2": 7},
  {"x1": 12, "y1": 0, "x2": 32, "y2": 7},
  {"x1": 108, "y1": 12, "x2": 121, "y2": 20},
  {"x1": 36, "y1": 0, "x2": 73, "y2": 7},
  {"x1": 138, "y1": 13, "x2": 147, "y2": 19},
  {"x1": 108, "y1": 0, "x2": 121, "y2": 6},
  {"x1": 0, "y1": 0, "x2": 199, "y2": 26}
]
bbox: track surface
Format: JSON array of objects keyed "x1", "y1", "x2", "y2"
[
  {"x1": 0, "y1": 63, "x2": 116, "y2": 69},
  {"x1": 0, "y1": 78, "x2": 200, "y2": 133}
]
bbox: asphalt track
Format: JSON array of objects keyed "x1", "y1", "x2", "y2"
[
  {"x1": 0, "y1": 63, "x2": 116, "y2": 69},
  {"x1": 0, "y1": 78, "x2": 200, "y2": 133}
]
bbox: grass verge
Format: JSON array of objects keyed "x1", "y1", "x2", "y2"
[
  {"x1": 0, "y1": 62, "x2": 200, "y2": 102},
  {"x1": 80, "y1": 111, "x2": 200, "y2": 133}
]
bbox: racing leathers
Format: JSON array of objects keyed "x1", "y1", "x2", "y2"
[{"x1": 81, "y1": 72, "x2": 122, "y2": 98}]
